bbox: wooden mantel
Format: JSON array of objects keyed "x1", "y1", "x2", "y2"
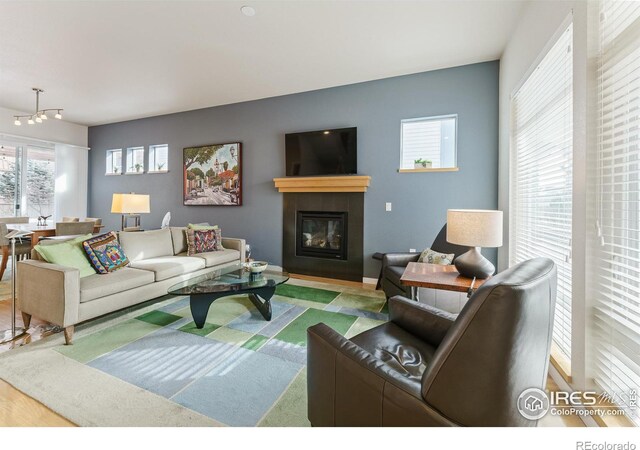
[{"x1": 273, "y1": 175, "x2": 371, "y2": 193}]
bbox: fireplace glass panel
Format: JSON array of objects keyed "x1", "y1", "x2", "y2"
[
  {"x1": 302, "y1": 218, "x2": 343, "y2": 251},
  {"x1": 296, "y1": 212, "x2": 347, "y2": 260}
]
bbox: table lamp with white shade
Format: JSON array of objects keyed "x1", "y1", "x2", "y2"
[
  {"x1": 446, "y1": 209, "x2": 503, "y2": 279},
  {"x1": 111, "y1": 193, "x2": 150, "y2": 231}
]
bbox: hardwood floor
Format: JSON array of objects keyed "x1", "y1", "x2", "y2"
[
  {"x1": 0, "y1": 379, "x2": 74, "y2": 427},
  {"x1": 0, "y1": 279, "x2": 584, "y2": 427},
  {"x1": 289, "y1": 272, "x2": 378, "y2": 290}
]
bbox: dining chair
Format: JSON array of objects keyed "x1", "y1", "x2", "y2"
[
  {"x1": 56, "y1": 221, "x2": 95, "y2": 236},
  {"x1": 84, "y1": 217, "x2": 102, "y2": 233},
  {"x1": 0, "y1": 216, "x2": 30, "y2": 224},
  {"x1": 0, "y1": 223, "x2": 31, "y2": 280},
  {"x1": 0, "y1": 217, "x2": 33, "y2": 244},
  {"x1": 62, "y1": 217, "x2": 80, "y2": 222}
]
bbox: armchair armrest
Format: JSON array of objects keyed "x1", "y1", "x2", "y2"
[
  {"x1": 221, "y1": 237, "x2": 245, "y2": 263},
  {"x1": 382, "y1": 252, "x2": 420, "y2": 269},
  {"x1": 389, "y1": 295, "x2": 457, "y2": 347},
  {"x1": 16, "y1": 260, "x2": 80, "y2": 328},
  {"x1": 307, "y1": 323, "x2": 423, "y2": 426}
]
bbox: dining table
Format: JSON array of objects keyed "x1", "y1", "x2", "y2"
[{"x1": 6, "y1": 223, "x2": 104, "y2": 249}]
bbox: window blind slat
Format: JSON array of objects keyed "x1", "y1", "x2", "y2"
[
  {"x1": 593, "y1": 0, "x2": 640, "y2": 425},
  {"x1": 510, "y1": 23, "x2": 573, "y2": 359}
]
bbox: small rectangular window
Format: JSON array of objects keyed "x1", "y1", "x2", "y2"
[
  {"x1": 106, "y1": 149, "x2": 122, "y2": 175},
  {"x1": 126, "y1": 146, "x2": 145, "y2": 174},
  {"x1": 149, "y1": 144, "x2": 168, "y2": 172},
  {"x1": 400, "y1": 115, "x2": 457, "y2": 171}
]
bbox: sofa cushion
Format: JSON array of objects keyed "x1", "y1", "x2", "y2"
[
  {"x1": 34, "y1": 234, "x2": 96, "y2": 278},
  {"x1": 188, "y1": 224, "x2": 225, "y2": 250},
  {"x1": 418, "y1": 248, "x2": 454, "y2": 265},
  {"x1": 170, "y1": 227, "x2": 188, "y2": 255},
  {"x1": 80, "y1": 267, "x2": 155, "y2": 303},
  {"x1": 83, "y1": 232, "x2": 129, "y2": 274},
  {"x1": 351, "y1": 322, "x2": 436, "y2": 382},
  {"x1": 129, "y1": 256, "x2": 205, "y2": 281},
  {"x1": 184, "y1": 248, "x2": 240, "y2": 267},
  {"x1": 119, "y1": 228, "x2": 174, "y2": 262},
  {"x1": 186, "y1": 228, "x2": 219, "y2": 255}
]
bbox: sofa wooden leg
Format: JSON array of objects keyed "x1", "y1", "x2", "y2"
[
  {"x1": 21, "y1": 312, "x2": 31, "y2": 329},
  {"x1": 63, "y1": 325, "x2": 74, "y2": 345}
]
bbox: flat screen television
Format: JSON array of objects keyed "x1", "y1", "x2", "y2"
[{"x1": 285, "y1": 127, "x2": 357, "y2": 176}]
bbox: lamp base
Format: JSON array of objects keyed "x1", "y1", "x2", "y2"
[
  {"x1": 454, "y1": 247, "x2": 495, "y2": 279},
  {"x1": 121, "y1": 214, "x2": 141, "y2": 231},
  {"x1": 0, "y1": 327, "x2": 27, "y2": 345}
]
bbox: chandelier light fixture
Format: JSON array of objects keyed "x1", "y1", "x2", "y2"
[{"x1": 13, "y1": 88, "x2": 64, "y2": 126}]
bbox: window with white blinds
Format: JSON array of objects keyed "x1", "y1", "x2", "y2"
[
  {"x1": 400, "y1": 115, "x2": 457, "y2": 169},
  {"x1": 510, "y1": 23, "x2": 574, "y2": 359},
  {"x1": 594, "y1": 0, "x2": 640, "y2": 425}
]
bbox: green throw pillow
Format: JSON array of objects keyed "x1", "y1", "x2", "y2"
[
  {"x1": 35, "y1": 234, "x2": 96, "y2": 278},
  {"x1": 187, "y1": 223, "x2": 218, "y2": 230}
]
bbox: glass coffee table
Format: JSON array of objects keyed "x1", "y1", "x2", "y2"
[{"x1": 167, "y1": 263, "x2": 289, "y2": 329}]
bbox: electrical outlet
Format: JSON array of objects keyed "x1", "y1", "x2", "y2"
[
  {"x1": 409, "y1": 248, "x2": 417, "y2": 253},
  {"x1": 385, "y1": 202, "x2": 392, "y2": 212}
]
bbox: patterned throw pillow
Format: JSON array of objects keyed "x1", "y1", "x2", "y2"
[
  {"x1": 83, "y1": 232, "x2": 129, "y2": 274},
  {"x1": 187, "y1": 224, "x2": 225, "y2": 250},
  {"x1": 186, "y1": 228, "x2": 220, "y2": 255},
  {"x1": 418, "y1": 248, "x2": 455, "y2": 265}
]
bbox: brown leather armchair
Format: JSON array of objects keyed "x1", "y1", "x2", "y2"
[
  {"x1": 307, "y1": 257, "x2": 557, "y2": 427},
  {"x1": 381, "y1": 224, "x2": 467, "y2": 299}
]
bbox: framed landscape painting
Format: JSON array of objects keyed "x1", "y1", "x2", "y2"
[{"x1": 183, "y1": 142, "x2": 242, "y2": 206}]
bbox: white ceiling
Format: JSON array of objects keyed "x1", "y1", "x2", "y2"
[{"x1": 0, "y1": 1, "x2": 526, "y2": 126}]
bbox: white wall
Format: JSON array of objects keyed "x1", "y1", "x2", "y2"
[
  {"x1": 55, "y1": 144, "x2": 89, "y2": 220},
  {"x1": 0, "y1": 105, "x2": 89, "y2": 219}
]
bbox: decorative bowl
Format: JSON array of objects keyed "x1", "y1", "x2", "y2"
[{"x1": 248, "y1": 261, "x2": 268, "y2": 273}]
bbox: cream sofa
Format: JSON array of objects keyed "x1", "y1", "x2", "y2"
[{"x1": 17, "y1": 227, "x2": 245, "y2": 344}]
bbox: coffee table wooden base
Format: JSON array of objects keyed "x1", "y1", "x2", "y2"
[{"x1": 189, "y1": 285, "x2": 275, "y2": 329}]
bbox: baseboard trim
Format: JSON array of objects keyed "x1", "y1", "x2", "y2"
[
  {"x1": 289, "y1": 273, "x2": 376, "y2": 290},
  {"x1": 362, "y1": 277, "x2": 378, "y2": 286}
]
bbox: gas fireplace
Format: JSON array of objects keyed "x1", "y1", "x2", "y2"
[
  {"x1": 283, "y1": 192, "x2": 363, "y2": 281},
  {"x1": 296, "y1": 211, "x2": 347, "y2": 260}
]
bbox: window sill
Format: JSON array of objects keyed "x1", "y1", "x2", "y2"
[
  {"x1": 398, "y1": 167, "x2": 459, "y2": 173},
  {"x1": 550, "y1": 342, "x2": 572, "y2": 384},
  {"x1": 105, "y1": 172, "x2": 122, "y2": 176},
  {"x1": 147, "y1": 170, "x2": 169, "y2": 174},
  {"x1": 125, "y1": 171, "x2": 145, "y2": 175},
  {"x1": 549, "y1": 347, "x2": 635, "y2": 427},
  {"x1": 590, "y1": 402, "x2": 636, "y2": 427}
]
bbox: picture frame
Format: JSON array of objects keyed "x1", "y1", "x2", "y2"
[{"x1": 183, "y1": 142, "x2": 242, "y2": 206}]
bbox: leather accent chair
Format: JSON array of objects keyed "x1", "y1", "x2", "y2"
[
  {"x1": 307, "y1": 257, "x2": 557, "y2": 427},
  {"x1": 381, "y1": 224, "x2": 468, "y2": 299}
]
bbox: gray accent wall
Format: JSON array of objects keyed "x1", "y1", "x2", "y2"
[{"x1": 88, "y1": 61, "x2": 499, "y2": 278}]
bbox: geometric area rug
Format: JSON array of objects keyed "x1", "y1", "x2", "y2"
[{"x1": 0, "y1": 278, "x2": 387, "y2": 426}]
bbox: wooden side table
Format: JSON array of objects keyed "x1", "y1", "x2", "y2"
[{"x1": 400, "y1": 262, "x2": 489, "y2": 301}]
